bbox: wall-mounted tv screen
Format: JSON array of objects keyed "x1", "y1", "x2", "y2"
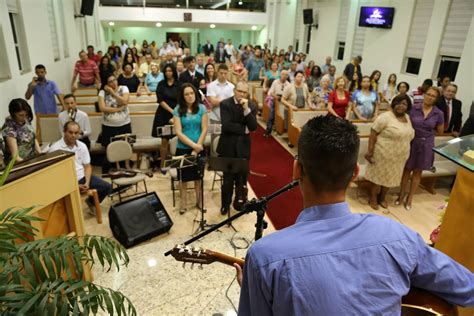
[{"x1": 359, "y1": 7, "x2": 395, "y2": 29}]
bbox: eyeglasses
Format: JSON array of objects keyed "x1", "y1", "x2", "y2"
[
  {"x1": 425, "y1": 93, "x2": 438, "y2": 98},
  {"x1": 235, "y1": 89, "x2": 248, "y2": 94}
]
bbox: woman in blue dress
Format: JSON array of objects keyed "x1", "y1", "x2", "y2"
[
  {"x1": 351, "y1": 76, "x2": 379, "y2": 120},
  {"x1": 173, "y1": 83, "x2": 208, "y2": 214}
]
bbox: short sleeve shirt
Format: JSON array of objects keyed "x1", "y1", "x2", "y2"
[
  {"x1": 352, "y1": 90, "x2": 377, "y2": 118},
  {"x1": 49, "y1": 138, "x2": 90, "y2": 180},
  {"x1": 145, "y1": 72, "x2": 164, "y2": 92},
  {"x1": 1, "y1": 117, "x2": 36, "y2": 160},
  {"x1": 98, "y1": 86, "x2": 131, "y2": 127},
  {"x1": 173, "y1": 104, "x2": 207, "y2": 149},
  {"x1": 74, "y1": 59, "x2": 99, "y2": 85},
  {"x1": 28, "y1": 80, "x2": 61, "y2": 114}
]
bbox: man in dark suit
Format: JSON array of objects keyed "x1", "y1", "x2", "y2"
[
  {"x1": 217, "y1": 81, "x2": 258, "y2": 215},
  {"x1": 179, "y1": 56, "x2": 205, "y2": 92},
  {"x1": 214, "y1": 42, "x2": 228, "y2": 64},
  {"x1": 203, "y1": 39, "x2": 214, "y2": 56},
  {"x1": 343, "y1": 55, "x2": 363, "y2": 82},
  {"x1": 435, "y1": 83, "x2": 463, "y2": 137}
]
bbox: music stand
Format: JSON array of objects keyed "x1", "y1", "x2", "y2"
[{"x1": 208, "y1": 156, "x2": 249, "y2": 232}]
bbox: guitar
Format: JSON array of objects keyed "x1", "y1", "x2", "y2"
[{"x1": 169, "y1": 245, "x2": 456, "y2": 316}]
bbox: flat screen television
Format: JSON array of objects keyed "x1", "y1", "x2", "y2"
[{"x1": 359, "y1": 6, "x2": 395, "y2": 29}]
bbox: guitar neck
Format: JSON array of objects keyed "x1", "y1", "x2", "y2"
[{"x1": 206, "y1": 249, "x2": 244, "y2": 267}]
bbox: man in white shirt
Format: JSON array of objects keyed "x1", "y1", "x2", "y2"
[
  {"x1": 206, "y1": 63, "x2": 235, "y2": 122},
  {"x1": 321, "y1": 56, "x2": 333, "y2": 74},
  {"x1": 196, "y1": 55, "x2": 205, "y2": 75},
  {"x1": 58, "y1": 94, "x2": 92, "y2": 149},
  {"x1": 138, "y1": 54, "x2": 153, "y2": 78},
  {"x1": 224, "y1": 39, "x2": 235, "y2": 61},
  {"x1": 49, "y1": 121, "x2": 111, "y2": 214},
  {"x1": 120, "y1": 39, "x2": 128, "y2": 57}
]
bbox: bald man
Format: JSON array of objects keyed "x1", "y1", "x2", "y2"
[{"x1": 216, "y1": 81, "x2": 258, "y2": 215}]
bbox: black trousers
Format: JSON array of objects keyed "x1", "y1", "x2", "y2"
[{"x1": 221, "y1": 171, "x2": 247, "y2": 210}]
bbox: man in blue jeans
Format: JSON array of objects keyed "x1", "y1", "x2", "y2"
[
  {"x1": 49, "y1": 121, "x2": 111, "y2": 215},
  {"x1": 264, "y1": 70, "x2": 290, "y2": 137}
]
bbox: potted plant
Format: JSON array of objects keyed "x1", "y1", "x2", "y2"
[{"x1": 0, "y1": 158, "x2": 136, "y2": 315}]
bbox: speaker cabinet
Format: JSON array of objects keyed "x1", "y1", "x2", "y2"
[
  {"x1": 109, "y1": 192, "x2": 173, "y2": 248},
  {"x1": 80, "y1": 0, "x2": 95, "y2": 16},
  {"x1": 303, "y1": 9, "x2": 313, "y2": 25}
]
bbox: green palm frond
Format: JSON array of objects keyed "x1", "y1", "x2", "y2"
[
  {"x1": 0, "y1": 153, "x2": 17, "y2": 186},
  {"x1": 0, "y1": 279, "x2": 136, "y2": 315},
  {"x1": 0, "y1": 207, "x2": 136, "y2": 315}
]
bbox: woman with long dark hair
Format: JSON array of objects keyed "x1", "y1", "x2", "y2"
[
  {"x1": 306, "y1": 65, "x2": 322, "y2": 92},
  {"x1": 152, "y1": 64, "x2": 180, "y2": 171},
  {"x1": 99, "y1": 55, "x2": 115, "y2": 90},
  {"x1": 173, "y1": 83, "x2": 208, "y2": 214},
  {"x1": 2, "y1": 98, "x2": 39, "y2": 162}
]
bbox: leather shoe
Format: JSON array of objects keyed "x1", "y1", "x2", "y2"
[{"x1": 220, "y1": 207, "x2": 229, "y2": 215}]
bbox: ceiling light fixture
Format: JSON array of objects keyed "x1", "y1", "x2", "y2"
[
  {"x1": 156, "y1": 22, "x2": 162, "y2": 27},
  {"x1": 108, "y1": 21, "x2": 115, "y2": 26},
  {"x1": 251, "y1": 25, "x2": 257, "y2": 30},
  {"x1": 210, "y1": 24, "x2": 216, "y2": 28},
  {"x1": 238, "y1": 1, "x2": 243, "y2": 5},
  {"x1": 176, "y1": 4, "x2": 180, "y2": 7}
]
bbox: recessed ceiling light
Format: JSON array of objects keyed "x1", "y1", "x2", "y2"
[
  {"x1": 210, "y1": 24, "x2": 216, "y2": 28},
  {"x1": 108, "y1": 21, "x2": 115, "y2": 26},
  {"x1": 251, "y1": 25, "x2": 257, "y2": 30},
  {"x1": 156, "y1": 22, "x2": 162, "y2": 27},
  {"x1": 176, "y1": 4, "x2": 180, "y2": 7},
  {"x1": 238, "y1": 1, "x2": 243, "y2": 5}
]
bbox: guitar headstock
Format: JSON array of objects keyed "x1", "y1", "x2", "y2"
[{"x1": 169, "y1": 244, "x2": 216, "y2": 267}]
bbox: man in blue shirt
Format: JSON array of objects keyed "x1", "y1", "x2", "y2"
[
  {"x1": 246, "y1": 48, "x2": 264, "y2": 81},
  {"x1": 235, "y1": 116, "x2": 474, "y2": 315},
  {"x1": 25, "y1": 64, "x2": 64, "y2": 114}
]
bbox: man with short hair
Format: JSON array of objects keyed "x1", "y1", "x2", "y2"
[
  {"x1": 224, "y1": 39, "x2": 235, "y2": 61},
  {"x1": 195, "y1": 55, "x2": 205, "y2": 75},
  {"x1": 203, "y1": 39, "x2": 214, "y2": 56},
  {"x1": 25, "y1": 64, "x2": 64, "y2": 114},
  {"x1": 87, "y1": 45, "x2": 100, "y2": 64},
  {"x1": 438, "y1": 74, "x2": 451, "y2": 95},
  {"x1": 287, "y1": 45, "x2": 295, "y2": 61},
  {"x1": 435, "y1": 83, "x2": 463, "y2": 137},
  {"x1": 58, "y1": 94, "x2": 92, "y2": 149},
  {"x1": 246, "y1": 48, "x2": 264, "y2": 81},
  {"x1": 235, "y1": 115, "x2": 474, "y2": 314},
  {"x1": 49, "y1": 121, "x2": 111, "y2": 214},
  {"x1": 160, "y1": 53, "x2": 176, "y2": 72},
  {"x1": 411, "y1": 79, "x2": 433, "y2": 108},
  {"x1": 241, "y1": 45, "x2": 253, "y2": 66},
  {"x1": 321, "y1": 56, "x2": 333, "y2": 74},
  {"x1": 131, "y1": 39, "x2": 141, "y2": 53},
  {"x1": 207, "y1": 64, "x2": 235, "y2": 122},
  {"x1": 288, "y1": 61, "x2": 297, "y2": 82},
  {"x1": 159, "y1": 42, "x2": 168, "y2": 57},
  {"x1": 327, "y1": 65, "x2": 336, "y2": 88},
  {"x1": 214, "y1": 42, "x2": 228, "y2": 64},
  {"x1": 343, "y1": 55, "x2": 363, "y2": 83},
  {"x1": 71, "y1": 50, "x2": 100, "y2": 91},
  {"x1": 178, "y1": 56, "x2": 205, "y2": 92},
  {"x1": 138, "y1": 53, "x2": 153, "y2": 78},
  {"x1": 264, "y1": 70, "x2": 291, "y2": 137},
  {"x1": 217, "y1": 81, "x2": 257, "y2": 215},
  {"x1": 120, "y1": 39, "x2": 128, "y2": 56}
]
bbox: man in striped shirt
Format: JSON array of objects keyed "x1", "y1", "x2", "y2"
[{"x1": 71, "y1": 50, "x2": 100, "y2": 92}]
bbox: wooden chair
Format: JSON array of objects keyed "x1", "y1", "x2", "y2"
[{"x1": 82, "y1": 189, "x2": 103, "y2": 224}]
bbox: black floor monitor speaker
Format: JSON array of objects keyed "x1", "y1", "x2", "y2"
[
  {"x1": 80, "y1": 0, "x2": 95, "y2": 16},
  {"x1": 109, "y1": 192, "x2": 173, "y2": 248},
  {"x1": 303, "y1": 8, "x2": 313, "y2": 25}
]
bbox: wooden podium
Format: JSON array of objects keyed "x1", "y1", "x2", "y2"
[
  {"x1": 0, "y1": 151, "x2": 91, "y2": 280},
  {"x1": 435, "y1": 162, "x2": 474, "y2": 315}
]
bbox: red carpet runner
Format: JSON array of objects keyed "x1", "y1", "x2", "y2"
[{"x1": 248, "y1": 126, "x2": 303, "y2": 230}]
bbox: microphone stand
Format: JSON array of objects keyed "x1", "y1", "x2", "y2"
[{"x1": 164, "y1": 180, "x2": 299, "y2": 256}]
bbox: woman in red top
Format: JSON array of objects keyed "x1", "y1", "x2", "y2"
[{"x1": 327, "y1": 76, "x2": 351, "y2": 119}]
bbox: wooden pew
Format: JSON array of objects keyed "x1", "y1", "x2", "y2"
[
  {"x1": 61, "y1": 103, "x2": 159, "y2": 114},
  {"x1": 288, "y1": 109, "x2": 327, "y2": 147},
  {"x1": 252, "y1": 85, "x2": 264, "y2": 112},
  {"x1": 74, "y1": 93, "x2": 157, "y2": 105}
]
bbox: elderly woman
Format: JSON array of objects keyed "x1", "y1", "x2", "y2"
[
  {"x1": 396, "y1": 87, "x2": 444, "y2": 210},
  {"x1": 281, "y1": 71, "x2": 312, "y2": 112},
  {"x1": 364, "y1": 95, "x2": 415, "y2": 210},
  {"x1": 2, "y1": 98, "x2": 40, "y2": 162},
  {"x1": 311, "y1": 75, "x2": 332, "y2": 109},
  {"x1": 173, "y1": 83, "x2": 208, "y2": 214},
  {"x1": 143, "y1": 63, "x2": 164, "y2": 94},
  {"x1": 98, "y1": 74, "x2": 131, "y2": 172},
  {"x1": 351, "y1": 75, "x2": 379, "y2": 120}
]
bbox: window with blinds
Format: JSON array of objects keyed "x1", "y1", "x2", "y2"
[
  {"x1": 0, "y1": 25, "x2": 12, "y2": 80},
  {"x1": 294, "y1": 0, "x2": 303, "y2": 48},
  {"x1": 335, "y1": 0, "x2": 350, "y2": 60},
  {"x1": 47, "y1": 0, "x2": 60, "y2": 61},
  {"x1": 439, "y1": 0, "x2": 473, "y2": 57},
  {"x1": 58, "y1": 0, "x2": 69, "y2": 58},
  {"x1": 352, "y1": 1, "x2": 368, "y2": 59},
  {"x1": 7, "y1": 0, "x2": 31, "y2": 73},
  {"x1": 405, "y1": 0, "x2": 434, "y2": 59}
]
